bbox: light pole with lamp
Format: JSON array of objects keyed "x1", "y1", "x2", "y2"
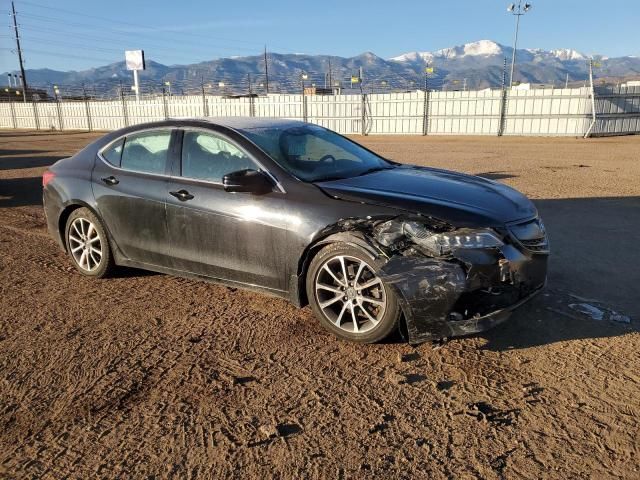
[
  {"x1": 507, "y1": 2, "x2": 532, "y2": 88},
  {"x1": 300, "y1": 72, "x2": 309, "y2": 121}
]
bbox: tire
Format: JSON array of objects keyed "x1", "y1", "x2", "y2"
[
  {"x1": 65, "y1": 207, "x2": 115, "y2": 278},
  {"x1": 306, "y1": 242, "x2": 401, "y2": 343}
]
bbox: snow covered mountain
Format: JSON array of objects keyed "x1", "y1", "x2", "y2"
[
  {"x1": 387, "y1": 40, "x2": 639, "y2": 88},
  {"x1": 5, "y1": 40, "x2": 639, "y2": 93},
  {"x1": 390, "y1": 40, "x2": 589, "y2": 63},
  {"x1": 391, "y1": 40, "x2": 505, "y2": 62}
]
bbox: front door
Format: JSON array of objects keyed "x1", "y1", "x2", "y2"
[{"x1": 165, "y1": 129, "x2": 289, "y2": 292}]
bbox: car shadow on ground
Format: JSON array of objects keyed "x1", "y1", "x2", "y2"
[
  {"x1": 0, "y1": 176, "x2": 44, "y2": 208},
  {"x1": 109, "y1": 266, "x2": 159, "y2": 279},
  {"x1": 476, "y1": 195, "x2": 640, "y2": 351},
  {"x1": 0, "y1": 153, "x2": 66, "y2": 171},
  {"x1": 477, "y1": 294, "x2": 638, "y2": 352}
]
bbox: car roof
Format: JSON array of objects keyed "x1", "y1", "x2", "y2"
[{"x1": 168, "y1": 116, "x2": 307, "y2": 130}]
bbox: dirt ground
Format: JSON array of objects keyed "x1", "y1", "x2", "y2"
[{"x1": 1, "y1": 130, "x2": 639, "y2": 479}]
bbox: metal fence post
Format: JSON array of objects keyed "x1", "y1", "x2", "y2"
[
  {"x1": 201, "y1": 82, "x2": 209, "y2": 117},
  {"x1": 55, "y1": 93, "x2": 64, "y2": 131},
  {"x1": 120, "y1": 85, "x2": 129, "y2": 127},
  {"x1": 31, "y1": 99, "x2": 40, "y2": 130},
  {"x1": 498, "y1": 58, "x2": 508, "y2": 136},
  {"x1": 162, "y1": 87, "x2": 169, "y2": 120},
  {"x1": 302, "y1": 91, "x2": 308, "y2": 122},
  {"x1": 247, "y1": 73, "x2": 255, "y2": 117},
  {"x1": 82, "y1": 85, "x2": 92, "y2": 131},
  {"x1": 8, "y1": 99, "x2": 17, "y2": 129},
  {"x1": 361, "y1": 92, "x2": 367, "y2": 136},
  {"x1": 584, "y1": 59, "x2": 597, "y2": 138},
  {"x1": 422, "y1": 72, "x2": 429, "y2": 135}
]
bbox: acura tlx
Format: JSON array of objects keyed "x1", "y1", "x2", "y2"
[{"x1": 42, "y1": 118, "x2": 548, "y2": 344}]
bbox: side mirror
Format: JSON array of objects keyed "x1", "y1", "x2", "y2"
[{"x1": 222, "y1": 169, "x2": 274, "y2": 194}]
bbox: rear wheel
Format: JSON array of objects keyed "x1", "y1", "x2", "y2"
[
  {"x1": 306, "y1": 243, "x2": 400, "y2": 343},
  {"x1": 65, "y1": 207, "x2": 114, "y2": 278}
]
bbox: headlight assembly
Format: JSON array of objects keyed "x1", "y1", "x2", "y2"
[{"x1": 403, "y1": 221, "x2": 503, "y2": 255}]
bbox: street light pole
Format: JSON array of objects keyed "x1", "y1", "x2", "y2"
[{"x1": 507, "y1": 2, "x2": 532, "y2": 88}]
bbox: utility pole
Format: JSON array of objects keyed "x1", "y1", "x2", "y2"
[
  {"x1": 263, "y1": 45, "x2": 269, "y2": 94},
  {"x1": 507, "y1": 2, "x2": 532, "y2": 88},
  {"x1": 499, "y1": 57, "x2": 508, "y2": 136},
  {"x1": 11, "y1": 1, "x2": 27, "y2": 102}
]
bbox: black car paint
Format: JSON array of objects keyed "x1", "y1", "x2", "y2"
[
  {"x1": 315, "y1": 166, "x2": 537, "y2": 227},
  {"x1": 43, "y1": 118, "x2": 548, "y2": 344}
]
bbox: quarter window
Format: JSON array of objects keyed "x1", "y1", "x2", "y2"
[
  {"x1": 181, "y1": 131, "x2": 256, "y2": 182},
  {"x1": 101, "y1": 138, "x2": 124, "y2": 166},
  {"x1": 120, "y1": 130, "x2": 172, "y2": 175}
]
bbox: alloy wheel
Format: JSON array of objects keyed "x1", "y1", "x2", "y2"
[
  {"x1": 68, "y1": 217, "x2": 103, "y2": 272},
  {"x1": 314, "y1": 255, "x2": 387, "y2": 334}
]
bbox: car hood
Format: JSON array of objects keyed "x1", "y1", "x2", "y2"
[{"x1": 315, "y1": 165, "x2": 537, "y2": 227}]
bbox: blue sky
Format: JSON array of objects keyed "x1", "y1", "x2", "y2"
[{"x1": 1, "y1": 0, "x2": 639, "y2": 73}]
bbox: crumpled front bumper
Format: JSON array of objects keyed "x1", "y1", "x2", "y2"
[{"x1": 379, "y1": 243, "x2": 548, "y2": 344}]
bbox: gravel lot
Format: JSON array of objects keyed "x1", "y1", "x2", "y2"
[{"x1": 1, "y1": 130, "x2": 639, "y2": 479}]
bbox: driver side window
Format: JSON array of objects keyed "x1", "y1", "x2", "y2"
[{"x1": 181, "y1": 131, "x2": 257, "y2": 182}]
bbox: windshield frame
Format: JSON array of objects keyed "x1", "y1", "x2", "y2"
[{"x1": 237, "y1": 124, "x2": 396, "y2": 183}]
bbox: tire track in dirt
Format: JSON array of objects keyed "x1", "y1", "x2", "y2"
[{"x1": 1, "y1": 131, "x2": 639, "y2": 478}]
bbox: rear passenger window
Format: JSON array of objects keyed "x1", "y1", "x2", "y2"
[
  {"x1": 120, "y1": 130, "x2": 172, "y2": 175},
  {"x1": 101, "y1": 138, "x2": 124, "y2": 166}
]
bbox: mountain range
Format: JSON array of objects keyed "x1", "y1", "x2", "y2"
[{"x1": 5, "y1": 40, "x2": 640, "y2": 95}]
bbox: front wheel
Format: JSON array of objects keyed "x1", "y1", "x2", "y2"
[{"x1": 306, "y1": 243, "x2": 401, "y2": 343}]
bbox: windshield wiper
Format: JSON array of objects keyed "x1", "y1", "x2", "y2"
[
  {"x1": 353, "y1": 165, "x2": 395, "y2": 177},
  {"x1": 311, "y1": 174, "x2": 349, "y2": 183},
  {"x1": 312, "y1": 165, "x2": 395, "y2": 183}
]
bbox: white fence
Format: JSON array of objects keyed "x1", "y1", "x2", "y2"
[{"x1": 1, "y1": 86, "x2": 639, "y2": 137}]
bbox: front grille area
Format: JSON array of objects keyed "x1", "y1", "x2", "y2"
[
  {"x1": 518, "y1": 237, "x2": 549, "y2": 252},
  {"x1": 508, "y1": 217, "x2": 549, "y2": 253}
]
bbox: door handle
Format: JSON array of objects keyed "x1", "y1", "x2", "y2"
[
  {"x1": 170, "y1": 189, "x2": 194, "y2": 201},
  {"x1": 101, "y1": 175, "x2": 119, "y2": 186}
]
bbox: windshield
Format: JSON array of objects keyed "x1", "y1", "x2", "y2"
[{"x1": 239, "y1": 124, "x2": 393, "y2": 182}]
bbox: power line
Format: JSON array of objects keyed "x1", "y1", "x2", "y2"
[
  {"x1": 16, "y1": 13, "x2": 263, "y2": 55},
  {"x1": 16, "y1": 0, "x2": 297, "y2": 53},
  {"x1": 18, "y1": 35, "x2": 126, "y2": 54},
  {"x1": 15, "y1": 25, "x2": 238, "y2": 58},
  {"x1": 1, "y1": 47, "x2": 119, "y2": 64}
]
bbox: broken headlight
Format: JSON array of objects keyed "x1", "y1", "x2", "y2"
[{"x1": 403, "y1": 222, "x2": 503, "y2": 255}]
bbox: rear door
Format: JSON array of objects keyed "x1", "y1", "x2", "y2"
[
  {"x1": 165, "y1": 128, "x2": 289, "y2": 291},
  {"x1": 92, "y1": 128, "x2": 177, "y2": 267}
]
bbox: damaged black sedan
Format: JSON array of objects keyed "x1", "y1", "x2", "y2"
[{"x1": 43, "y1": 118, "x2": 548, "y2": 344}]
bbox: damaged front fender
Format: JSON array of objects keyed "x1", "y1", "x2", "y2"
[
  {"x1": 379, "y1": 245, "x2": 547, "y2": 344},
  {"x1": 379, "y1": 256, "x2": 468, "y2": 343}
]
